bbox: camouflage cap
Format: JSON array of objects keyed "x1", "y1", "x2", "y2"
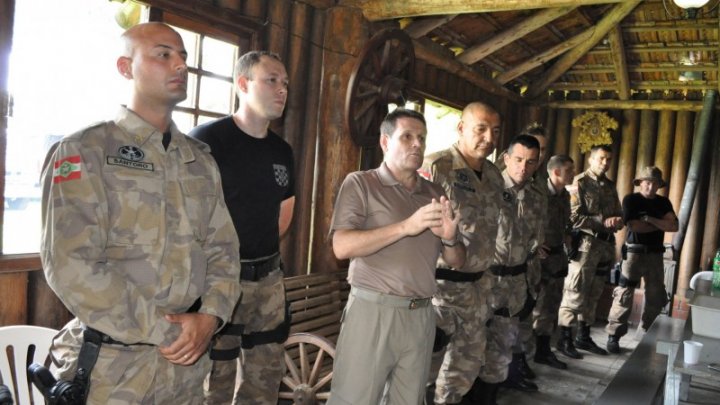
[{"x1": 633, "y1": 166, "x2": 666, "y2": 188}]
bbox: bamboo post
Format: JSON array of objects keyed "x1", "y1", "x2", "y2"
[
  {"x1": 607, "y1": 109, "x2": 622, "y2": 182},
  {"x1": 676, "y1": 179, "x2": 707, "y2": 310},
  {"x1": 311, "y1": 6, "x2": 368, "y2": 274},
  {"x1": 615, "y1": 109, "x2": 639, "y2": 259},
  {"x1": 666, "y1": 111, "x2": 693, "y2": 244},
  {"x1": 673, "y1": 90, "x2": 717, "y2": 303},
  {"x1": 653, "y1": 110, "x2": 676, "y2": 197},
  {"x1": 553, "y1": 108, "x2": 571, "y2": 156},
  {"x1": 635, "y1": 109, "x2": 658, "y2": 174},
  {"x1": 545, "y1": 108, "x2": 557, "y2": 155}
]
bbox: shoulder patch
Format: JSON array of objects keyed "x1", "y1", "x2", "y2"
[
  {"x1": 53, "y1": 155, "x2": 82, "y2": 183},
  {"x1": 418, "y1": 167, "x2": 432, "y2": 181}
]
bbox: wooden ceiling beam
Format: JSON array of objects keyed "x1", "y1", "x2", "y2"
[
  {"x1": 525, "y1": 0, "x2": 642, "y2": 99},
  {"x1": 622, "y1": 19, "x2": 717, "y2": 32},
  {"x1": 548, "y1": 81, "x2": 717, "y2": 91},
  {"x1": 607, "y1": 25, "x2": 630, "y2": 100},
  {"x1": 569, "y1": 64, "x2": 716, "y2": 74},
  {"x1": 457, "y1": 6, "x2": 576, "y2": 65},
  {"x1": 412, "y1": 38, "x2": 524, "y2": 103},
  {"x1": 589, "y1": 43, "x2": 718, "y2": 54},
  {"x1": 404, "y1": 14, "x2": 459, "y2": 38},
  {"x1": 544, "y1": 99, "x2": 711, "y2": 111},
  {"x1": 337, "y1": 0, "x2": 622, "y2": 21},
  {"x1": 495, "y1": 30, "x2": 592, "y2": 85}
]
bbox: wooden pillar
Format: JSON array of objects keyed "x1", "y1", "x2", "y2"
[
  {"x1": 615, "y1": 109, "x2": 639, "y2": 259},
  {"x1": 635, "y1": 109, "x2": 658, "y2": 175},
  {"x1": 607, "y1": 109, "x2": 622, "y2": 182},
  {"x1": 243, "y1": 0, "x2": 266, "y2": 19},
  {"x1": 700, "y1": 118, "x2": 720, "y2": 271},
  {"x1": 676, "y1": 174, "x2": 708, "y2": 303},
  {"x1": 654, "y1": 110, "x2": 676, "y2": 197},
  {"x1": 568, "y1": 109, "x2": 583, "y2": 173},
  {"x1": 666, "y1": 111, "x2": 694, "y2": 243},
  {"x1": 265, "y1": 0, "x2": 290, "y2": 59},
  {"x1": 278, "y1": 1, "x2": 312, "y2": 276},
  {"x1": 553, "y1": 108, "x2": 571, "y2": 156},
  {"x1": 545, "y1": 108, "x2": 557, "y2": 155},
  {"x1": 311, "y1": 6, "x2": 368, "y2": 274}
]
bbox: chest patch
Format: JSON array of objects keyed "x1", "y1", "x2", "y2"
[
  {"x1": 107, "y1": 156, "x2": 154, "y2": 171},
  {"x1": 118, "y1": 145, "x2": 145, "y2": 161},
  {"x1": 274, "y1": 164, "x2": 289, "y2": 187}
]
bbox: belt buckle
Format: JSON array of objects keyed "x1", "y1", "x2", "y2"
[{"x1": 409, "y1": 299, "x2": 419, "y2": 310}]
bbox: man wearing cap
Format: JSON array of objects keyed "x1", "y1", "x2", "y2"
[{"x1": 605, "y1": 166, "x2": 678, "y2": 353}]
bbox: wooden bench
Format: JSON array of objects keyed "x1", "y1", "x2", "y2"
[
  {"x1": 595, "y1": 314, "x2": 685, "y2": 405},
  {"x1": 280, "y1": 270, "x2": 349, "y2": 404}
]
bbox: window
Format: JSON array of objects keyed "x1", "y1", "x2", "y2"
[
  {"x1": 4, "y1": 1, "x2": 244, "y2": 254},
  {"x1": 423, "y1": 99, "x2": 462, "y2": 155}
]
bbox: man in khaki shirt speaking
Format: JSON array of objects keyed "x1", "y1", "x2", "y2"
[{"x1": 328, "y1": 108, "x2": 465, "y2": 405}]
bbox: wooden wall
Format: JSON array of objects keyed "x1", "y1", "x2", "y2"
[{"x1": 523, "y1": 105, "x2": 720, "y2": 317}]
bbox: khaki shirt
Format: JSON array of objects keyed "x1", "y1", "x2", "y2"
[
  {"x1": 330, "y1": 162, "x2": 446, "y2": 297},
  {"x1": 40, "y1": 107, "x2": 241, "y2": 346},
  {"x1": 421, "y1": 144, "x2": 503, "y2": 273},
  {"x1": 569, "y1": 170, "x2": 623, "y2": 235}
]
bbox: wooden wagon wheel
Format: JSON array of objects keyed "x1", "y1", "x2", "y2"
[
  {"x1": 345, "y1": 28, "x2": 415, "y2": 148},
  {"x1": 279, "y1": 332, "x2": 337, "y2": 405}
]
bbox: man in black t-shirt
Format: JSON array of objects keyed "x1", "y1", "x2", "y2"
[
  {"x1": 605, "y1": 166, "x2": 677, "y2": 354},
  {"x1": 189, "y1": 51, "x2": 294, "y2": 404}
]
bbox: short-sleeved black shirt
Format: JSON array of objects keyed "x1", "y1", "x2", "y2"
[
  {"x1": 189, "y1": 116, "x2": 294, "y2": 259},
  {"x1": 622, "y1": 192, "x2": 674, "y2": 246}
]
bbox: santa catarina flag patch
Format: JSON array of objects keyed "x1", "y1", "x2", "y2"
[{"x1": 53, "y1": 156, "x2": 82, "y2": 183}]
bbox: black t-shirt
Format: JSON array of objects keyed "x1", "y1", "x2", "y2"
[
  {"x1": 189, "y1": 116, "x2": 295, "y2": 259},
  {"x1": 622, "y1": 192, "x2": 674, "y2": 246}
]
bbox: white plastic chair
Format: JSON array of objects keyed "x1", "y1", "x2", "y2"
[{"x1": 0, "y1": 325, "x2": 58, "y2": 405}]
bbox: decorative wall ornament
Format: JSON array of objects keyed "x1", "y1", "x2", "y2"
[{"x1": 571, "y1": 111, "x2": 618, "y2": 153}]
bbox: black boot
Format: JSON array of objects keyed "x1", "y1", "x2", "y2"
[
  {"x1": 501, "y1": 353, "x2": 538, "y2": 392},
  {"x1": 575, "y1": 322, "x2": 608, "y2": 355},
  {"x1": 470, "y1": 378, "x2": 497, "y2": 405},
  {"x1": 607, "y1": 335, "x2": 621, "y2": 354},
  {"x1": 556, "y1": 326, "x2": 583, "y2": 359},
  {"x1": 517, "y1": 352, "x2": 536, "y2": 379},
  {"x1": 534, "y1": 335, "x2": 568, "y2": 369}
]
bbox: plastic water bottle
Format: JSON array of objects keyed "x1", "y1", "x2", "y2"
[{"x1": 713, "y1": 248, "x2": 720, "y2": 290}]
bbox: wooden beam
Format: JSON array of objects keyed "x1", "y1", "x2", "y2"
[
  {"x1": 495, "y1": 30, "x2": 592, "y2": 84},
  {"x1": 543, "y1": 99, "x2": 712, "y2": 111},
  {"x1": 589, "y1": 42, "x2": 718, "y2": 55},
  {"x1": 457, "y1": 6, "x2": 575, "y2": 65},
  {"x1": 338, "y1": 0, "x2": 622, "y2": 21},
  {"x1": 568, "y1": 63, "x2": 716, "y2": 74},
  {"x1": 548, "y1": 81, "x2": 718, "y2": 91},
  {"x1": 622, "y1": 18, "x2": 717, "y2": 32},
  {"x1": 525, "y1": 0, "x2": 642, "y2": 99},
  {"x1": 404, "y1": 14, "x2": 458, "y2": 38},
  {"x1": 412, "y1": 39, "x2": 524, "y2": 102},
  {"x1": 607, "y1": 25, "x2": 630, "y2": 100}
]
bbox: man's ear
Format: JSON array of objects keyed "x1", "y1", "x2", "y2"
[
  {"x1": 379, "y1": 133, "x2": 389, "y2": 153},
  {"x1": 117, "y1": 56, "x2": 132, "y2": 79},
  {"x1": 236, "y1": 76, "x2": 249, "y2": 94}
]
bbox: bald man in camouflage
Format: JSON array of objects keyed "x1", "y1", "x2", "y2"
[{"x1": 40, "y1": 22, "x2": 241, "y2": 403}]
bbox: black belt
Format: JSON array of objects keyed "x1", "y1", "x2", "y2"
[
  {"x1": 546, "y1": 245, "x2": 564, "y2": 256},
  {"x1": 488, "y1": 263, "x2": 527, "y2": 277},
  {"x1": 240, "y1": 253, "x2": 282, "y2": 281},
  {"x1": 625, "y1": 244, "x2": 664, "y2": 254},
  {"x1": 84, "y1": 326, "x2": 154, "y2": 347},
  {"x1": 435, "y1": 268, "x2": 483, "y2": 282}
]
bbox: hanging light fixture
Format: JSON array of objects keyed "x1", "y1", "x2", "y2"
[{"x1": 665, "y1": 0, "x2": 717, "y2": 18}]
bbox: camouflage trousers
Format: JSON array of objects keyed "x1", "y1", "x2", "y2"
[
  {"x1": 52, "y1": 318, "x2": 210, "y2": 404},
  {"x1": 204, "y1": 269, "x2": 286, "y2": 405},
  {"x1": 533, "y1": 252, "x2": 568, "y2": 336},
  {"x1": 559, "y1": 236, "x2": 615, "y2": 327},
  {"x1": 514, "y1": 259, "x2": 542, "y2": 355},
  {"x1": 432, "y1": 276, "x2": 491, "y2": 404},
  {"x1": 606, "y1": 252, "x2": 667, "y2": 337},
  {"x1": 478, "y1": 315, "x2": 519, "y2": 384}
]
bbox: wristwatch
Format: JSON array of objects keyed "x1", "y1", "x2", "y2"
[{"x1": 441, "y1": 237, "x2": 459, "y2": 247}]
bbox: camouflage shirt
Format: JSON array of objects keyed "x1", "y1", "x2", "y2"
[
  {"x1": 569, "y1": 169, "x2": 623, "y2": 234},
  {"x1": 421, "y1": 144, "x2": 503, "y2": 273},
  {"x1": 494, "y1": 171, "x2": 546, "y2": 266},
  {"x1": 40, "y1": 107, "x2": 241, "y2": 346},
  {"x1": 544, "y1": 178, "x2": 571, "y2": 247}
]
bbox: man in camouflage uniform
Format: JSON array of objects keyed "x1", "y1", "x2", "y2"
[
  {"x1": 557, "y1": 145, "x2": 624, "y2": 358},
  {"x1": 606, "y1": 167, "x2": 677, "y2": 353},
  {"x1": 532, "y1": 155, "x2": 575, "y2": 370},
  {"x1": 475, "y1": 135, "x2": 544, "y2": 404},
  {"x1": 190, "y1": 51, "x2": 295, "y2": 405},
  {"x1": 421, "y1": 102, "x2": 503, "y2": 404},
  {"x1": 40, "y1": 22, "x2": 241, "y2": 404}
]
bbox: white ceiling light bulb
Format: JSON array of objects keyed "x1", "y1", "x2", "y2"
[{"x1": 672, "y1": 0, "x2": 710, "y2": 7}]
